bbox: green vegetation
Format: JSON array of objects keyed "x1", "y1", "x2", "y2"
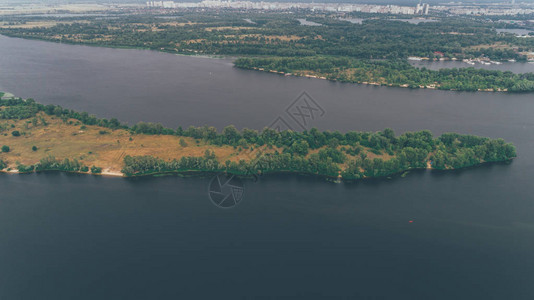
[
  {"x1": 2, "y1": 13, "x2": 531, "y2": 60},
  {"x1": 90, "y1": 166, "x2": 102, "y2": 174},
  {"x1": 121, "y1": 129, "x2": 516, "y2": 179},
  {"x1": 0, "y1": 96, "x2": 127, "y2": 130},
  {"x1": 2, "y1": 12, "x2": 533, "y2": 93},
  {"x1": 0, "y1": 93, "x2": 517, "y2": 180},
  {"x1": 235, "y1": 57, "x2": 534, "y2": 92},
  {"x1": 13, "y1": 156, "x2": 92, "y2": 174}
]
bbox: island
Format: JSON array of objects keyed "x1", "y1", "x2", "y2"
[
  {"x1": 0, "y1": 92, "x2": 516, "y2": 180},
  {"x1": 235, "y1": 57, "x2": 534, "y2": 92},
  {"x1": 1, "y1": 11, "x2": 534, "y2": 92}
]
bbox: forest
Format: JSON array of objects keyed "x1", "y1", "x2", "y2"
[
  {"x1": 1, "y1": 11, "x2": 533, "y2": 92},
  {"x1": 121, "y1": 129, "x2": 516, "y2": 179},
  {"x1": 1, "y1": 12, "x2": 532, "y2": 61},
  {"x1": 0, "y1": 96, "x2": 516, "y2": 180},
  {"x1": 235, "y1": 56, "x2": 534, "y2": 92}
]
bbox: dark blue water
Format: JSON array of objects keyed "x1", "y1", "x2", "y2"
[{"x1": 0, "y1": 35, "x2": 533, "y2": 299}]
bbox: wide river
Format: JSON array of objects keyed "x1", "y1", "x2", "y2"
[{"x1": 0, "y1": 35, "x2": 533, "y2": 299}]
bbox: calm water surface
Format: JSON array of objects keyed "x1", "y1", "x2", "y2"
[
  {"x1": 496, "y1": 28, "x2": 534, "y2": 36},
  {"x1": 0, "y1": 35, "x2": 533, "y2": 299},
  {"x1": 297, "y1": 18, "x2": 322, "y2": 26}
]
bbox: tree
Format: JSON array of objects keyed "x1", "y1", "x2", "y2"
[
  {"x1": 1, "y1": 145, "x2": 9, "y2": 153},
  {"x1": 90, "y1": 166, "x2": 102, "y2": 174},
  {"x1": 290, "y1": 140, "x2": 309, "y2": 156},
  {"x1": 222, "y1": 125, "x2": 240, "y2": 145},
  {"x1": 32, "y1": 146, "x2": 37, "y2": 151},
  {"x1": 11, "y1": 131, "x2": 20, "y2": 137},
  {"x1": 179, "y1": 138, "x2": 188, "y2": 147}
]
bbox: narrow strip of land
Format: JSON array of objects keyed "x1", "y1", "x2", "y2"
[{"x1": 0, "y1": 93, "x2": 517, "y2": 180}]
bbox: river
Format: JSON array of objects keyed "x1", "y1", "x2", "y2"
[{"x1": 0, "y1": 35, "x2": 533, "y2": 299}]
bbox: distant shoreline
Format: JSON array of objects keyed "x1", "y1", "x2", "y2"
[
  {"x1": 2, "y1": 34, "x2": 532, "y2": 93},
  {"x1": 238, "y1": 66, "x2": 514, "y2": 93},
  {"x1": 0, "y1": 159, "x2": 516, "y2": 183}
]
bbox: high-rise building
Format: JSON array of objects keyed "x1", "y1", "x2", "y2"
[
  {"x1": 416, "y1": 2, "x2": 429, "y2": 15},
  {"x1": 423, "y1": 3, "x2": 429, "y2": 15}
]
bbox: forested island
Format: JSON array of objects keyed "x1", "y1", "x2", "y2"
[
  {"x1": 0, "y1": 93, "x2": 516, "y2": 180},
  {"x1": 235, "y1": 56, "x2": 534, "y2": 92},
  {"x1": 1, "y1": 11, "x2": 534, "y2": 92}
]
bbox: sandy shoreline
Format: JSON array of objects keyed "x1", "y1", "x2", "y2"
[
  {"x1": 247, "y1": 67, "x2": 510, "y2": 92},
  {"x1": 0, "y1": 169, "x2": 124, "y2": 177}
]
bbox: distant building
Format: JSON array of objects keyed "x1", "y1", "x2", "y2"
[
  {"x1": 146, "y1": 1, "x2": 426, "y2": 15},
  {"x1": 423, "y1": 3, "x2": 430, "y2": 15},
  {"x1": 416, "y1": 2, "x2": 430, "y2": 15}
]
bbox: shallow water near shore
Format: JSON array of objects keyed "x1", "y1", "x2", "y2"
[{"x1": 0, "y1": 35, "x2": 534, "y2": 299}]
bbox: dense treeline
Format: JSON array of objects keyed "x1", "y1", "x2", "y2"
[
  {"x1": 12, "y1": 156, "x2": 101, "y2": 174},
  {"x1": 2, "y1": 12, "x2": 533, "y2": 93},
  {"x1": 122, "y1": 128, "x2": 516, "y2": 179},
  {"x1": 235, "y1": 56, "x2": 534, "y2": 92},
  {"x1": 1, "y1": 12, "x2": 532, "y2": 61},
  {"x1": 0, "y1": 95, "x2": 516, "y2": 179},
  {"x1": 0, "y1": 97, "x2": 127, "y2": 129}
]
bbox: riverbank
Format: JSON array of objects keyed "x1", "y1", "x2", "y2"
[
  {"x1": 244, "y1": 66, "x2": 511, "y2": 92},
  {"x1": 2, "y1": 31, "x2": 533, "y2": 93},
  {"x1": 0, "y1": 93, "x2": 517, "y2": 181},
  {"x1": 234, "y1": 57, "x2": 534, "y2": 93}
]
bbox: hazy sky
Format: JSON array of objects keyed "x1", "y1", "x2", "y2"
[{"x1": 0, "y1": 0, "x2": 532, "y2": 5}]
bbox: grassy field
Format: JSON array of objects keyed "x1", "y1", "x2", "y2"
[
  {"x1": 0, "y1": 112, "x2": 256, "y2": 175},
  {"x1": 0, "y1": 111, "x2": 392, "y2": 176}
]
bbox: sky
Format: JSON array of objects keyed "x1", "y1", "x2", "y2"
[{"x1": 0, "y1": 0, "x2": 532, "y2": 5}]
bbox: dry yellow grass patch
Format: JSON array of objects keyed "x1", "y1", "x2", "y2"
[
  {"x1": 466, "y1": 42, "x2": 514, "y2": 50},
  {"x1": 205, "y1": 26, "x2": 255, "y2": 32},
  {"x1": 0, "y1": 110, "x2": 396, "y2": 176},
  {"x1": 0, "y1": 113, "x2": 277, "y2": 174},
  {"x1": 182, "y1": 39, "x2": 207, "y2": 44},
  {"x1": 237, "y1": 34, "x2": 304, "y2": 41}
]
